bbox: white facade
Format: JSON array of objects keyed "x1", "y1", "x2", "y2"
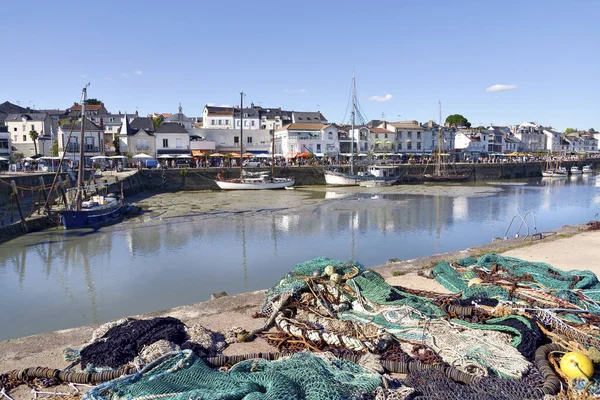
[
  {"x1": 543, "y1": 129, "x2": 562, "y2": 152},
  {"x1": 514, "y1": 123, "x2": 545, "y2": 152},
  {"x1": 275, "y1": 124, "x2": 339, "y2": 156},
  {"x1": 155, "y1": 123, "x2": 190, "y2": 155},
  {"x1": 5, "y1": 113, "x2": 56, "y2": 156},
  {"x1": 57, "y1": 124, "x2": 104, "y2": 163},
  {"x1": 196, "y1": 128, "x2": 272, "y2": 153},
  {"x1": 202, "y1": 106, "x2": 234, "y2": 129}
]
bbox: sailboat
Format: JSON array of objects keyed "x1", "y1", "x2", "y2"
[
  {"x1": 215, "y1": 92, "x2": 294, "y2": 190},
  {"x1": 324, "y1": 73, "x2": 400, "y2": 186},
  {"x1": 423, "y1": 101, "x2": 470, "y2": 182},
  {"x1": 541, "y1": 157, "x2": 567, "y2": 178},
  {"x1": 60, "y1": 85, "x2": 125, "y2": 229}
]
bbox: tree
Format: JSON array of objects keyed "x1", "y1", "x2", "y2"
[
  {"x1": 113, "y1": 133, "x2": 121, "y2": 155},
  {"x1": 85, "y1": 98, "x2": 102, "y2": 105},
  {"x1": 590, "y1": 128, "x2": 596, "y2": 133},
  {"x1": 565, "y1": 128, "x2": 576, "y2": 135},
  {"x1": 152, "y1": 117, "x2": 163, "y2": 131},
  {"x1": 51, "y1": 140, "x2": 59, "y2": 157},
  {"x1": 445, "y1": 114, "x2": 471, "y2": 128},
  {"x1": 29, "y1": 130, "x2": 39, "y2": 155}
]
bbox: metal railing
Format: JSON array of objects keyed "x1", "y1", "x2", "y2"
[{"x1": 504, "y1": 211, "x2": 537, "y2": 240}]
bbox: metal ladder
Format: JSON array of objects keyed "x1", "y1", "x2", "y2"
[{"x1": 504, "y1": 211, "x2": 538, "y2": 240}]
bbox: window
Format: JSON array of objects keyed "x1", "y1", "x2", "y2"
[
  {"x1": 417, "y1": 142, "x2": 422, "y2": 150},
  {"x1": 375, "y1": 134, "x2": 379, "y2": 139},
  {"x1": 251, "y1": 120, "x2": 255, "y2": 127},
  {"x1": 225, "y1": 119, "x2": 229, "y2": 125},
  {"x1": 328, "y1": 132, "x2": 333, "y2": 140},
  {"x1": 13, "y1": 127, "x2": 17, "y2": 132},
  {"x1": 0, "y1": 139, "x2": 7, "y2": 149},
  {"x1": 234, "y1": 136, "x2": 239, "y2": 144},
  {"x1": 398, "y1": 142, "x2": 402, "y2": 150},
  {"x1": 398, "y1": 131, "x2": 403, "y2": 139},
  {"x1": 407, "y1": 132, "x2": 412, "y2": 139},
  {"x1": 14, "y1": 135, "x2": 18, "y2": 142},
  {"x1": 417, "y1": 132, "x2": 421, "y2": 139},
  {"x1": 211, "y1": 120, "x2": 216, "y2": 126},
  {"x1": 22, "y1": 124, "x2": 26, "y2": 132},
  {"x1": 163, "y1": 138, "x2": 169, "y2": 147},
  {"x1": 316, "y1": 144, "x2": 321, "y2": 152},
  {"x1": 407, "y1": 142, "x2": 412, "y2": 150},
  {"x1": 244, "y1": 120, "x2": 248, "y2": 127},
  {"x1": 247, "y1": 137, "x2": 252, "y2": 144},
  {"x1": 31, "y1": 124, "x2": 35, "y2": 131},
  {"x1": 237, "y1": 120, "x2": 241, "y2": 127},
  {"x1": 176, "y1": 138, "x2": 182, "y2": 148},
  {"x1": 218, "y1": 119, "x2": 222, "y2": 125},
  {"x1": 23, "y1": 135, "x2": 27, "y2": 141}
]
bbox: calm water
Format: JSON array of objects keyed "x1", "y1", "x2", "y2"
[{"x1": 1, "y1": 175, "x2": 599, "y2": 341}]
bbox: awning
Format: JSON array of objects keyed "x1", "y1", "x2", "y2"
[{"x1": 192, "y1": 150, "x2": 209, "y2": 156}]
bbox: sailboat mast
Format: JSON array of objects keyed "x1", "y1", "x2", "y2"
[
  {"x1": 350, "y1": 71, "x2": 355, "y2": 175},
  {"x1": 240, "y1": 92, "x2": 244, "y2": 180},
  {"x1": 76, "y1": 85, "x2": 88, "y2": 211},
  {"x1": 436, "y1": 101, "x2": 442, "y2": 177},
  {"x1": 271, "y1": 126, "x2": 275, "y2": 179}
]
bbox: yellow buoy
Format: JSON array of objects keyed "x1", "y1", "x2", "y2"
[
  {"x1": 560, "y1": 352, "x2": 595, "y2": 380},
  {"x1": 468, "y1": 278, "x2": 483, "y2": 287}
]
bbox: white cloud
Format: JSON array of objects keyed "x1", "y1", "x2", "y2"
[
  {"x1": 368, "y1": 94, "x2": 393, "y2": 102},
  {"x1": 485, "y1": 84, "x2": 517, "y2": 92},
  {"x1": 134, "y1": 70, "x2": 143, "y2": 76}
]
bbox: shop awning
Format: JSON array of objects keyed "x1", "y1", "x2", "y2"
[{"x1": 192, "y1": 150, "x2": 210, "y2": 156}]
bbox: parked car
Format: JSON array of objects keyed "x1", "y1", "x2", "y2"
[{"x1": 243, "y1": 160, "x2": 261, "y2": 167}]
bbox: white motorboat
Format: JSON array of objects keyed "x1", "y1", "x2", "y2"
[
  {"x1": 570, "y1": 166, "x2": 583, "y2": 175},
  {"x1": 583, "y1": 164, "x2": 593, "y2": 174}
]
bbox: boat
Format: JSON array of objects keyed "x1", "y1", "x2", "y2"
[
  {"x1": 60, "y1": 85, "x2": 125, "y2": 229},
  {"x1": 423, "y1": 101, "x2": 471, "y2": 183},
  {"x1": 570, "y1": 166, "x2": 583, "y2": 175},
  {"x1": 542, "y1": 158, "x2": 567, "y2": 178},
  {"x1": 215, "y1": 92, "x2": 294, "y2": 190},
  {"x1": 582, "y1": 164, "x2": 593, "y2": 174},
  {"x1": 359, "y1": 179, "x2": 392, "y2": 187},
  {"x1": 324, "y1": 73, "x2": 400, "y2": 186}
]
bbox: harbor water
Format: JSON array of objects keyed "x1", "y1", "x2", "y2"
[{"x1": 1, "y1": 175, "x2": 599, "y2": 341}]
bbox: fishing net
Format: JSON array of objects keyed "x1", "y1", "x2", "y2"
[{"x1": 84, "y1": 350, "x2": 382, "y2": 400}]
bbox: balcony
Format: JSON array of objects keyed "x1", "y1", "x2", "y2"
[{"x1": 65, "y1": 144, "x2": 100, "y2": 153}]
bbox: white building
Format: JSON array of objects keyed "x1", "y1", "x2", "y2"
[
  {"x1": 119, "y1": 117, "x2": 156, "y2": 156},
  {"x1": 155, "y1": 122, "x2": 190, "y2": 156},
  {"x1": 233, "y1": 106, "x2": 260, "y2": 130},
  {"x1": 202, "y1": 105, "x2": 235, "y2": 129},
  {"x1": 58, "y1": 118, "x2": 104, "y2": 163},
  {"x1": 258, "y1": 108, "x2": 291, "y2": 131},
  {"x1": 565, "y1": 132, "x2": 598, "y2": 153},
  {"x1": 196, "y1": 128, "x2": 272, "y2": 154},
  {"x1": 514, "y1": 122, "x2": 545, "y2": 152},
  {"x1": 455, "y1": 130, "x2": 485, "y2": 160},
  {"x1": 5, "y1": 113, "x2": 56, "y2": 156},
  {"x1": 275, "y1": 123, "x2": 338, "y2": 157}
]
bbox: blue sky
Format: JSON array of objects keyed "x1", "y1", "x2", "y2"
[{"x1": 1, "y1": 0, "x2": 598, "y2": 130}]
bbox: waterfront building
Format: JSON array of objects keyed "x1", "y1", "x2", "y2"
[
  {"x1": 90, "y1": 113, "x2": 137, "y2": 154},
  {"x1": 164, "y1": 104, "x2": 193, "y2": 130},
  {"x1": 514, "y1": 122, "x2": 545, "y2": 152},
  {"x1": 542, "y1": 128, "x2": 563, "y2": 153},
  {"x1": 118, "y1": 116, "x2": 156, "y2": 157},
  {"x1": 58, "y1": 118, "x2": 104, "y2": 163},
  {"x1": 155, "y1": 122, "x2": 190, "y2": 157},
  {"x1": 564, "y1": 131, "x2": 598, "y2": 153},
  {"x1": 68, "y1": 102, "x2": 108, "y2": 118},
  {"x1": 202, "y1": 105, "x2": 235, "y2": 129},
  {"x1": 504, "y1": 134, "x2": 523, "y2": 153},
  {"x1": 258, "y1": 107, "x2": 291, "y2": 130},
  {"x1": 367, "y1": 126, "x2": 396, "y2": 154},
  {"x1": 275, "y1": 123, "x2": 338, "y2": 158},
  {"x1": 455, "y1": 130, "x2": 485, "y2": 160},
  {"x1": 0, "y1": 126, "x2": 10, "y2": 158},
  {"x1": 233, "y1": 106, "x2": 260, "y2": 130},
  {"x1": 290, "y1": 111, "x2": 328, "y2": 124},
  {"x1": 5, "y1": 113, "x2": 56, "y2": 156}
]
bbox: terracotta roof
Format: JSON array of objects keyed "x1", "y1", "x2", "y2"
[
  {"x1": 69, "y1": 104, "x2": 105, "y2": 111},
  {"x1": 205, "y1": 106, "x2": 234, "y2": 115},
  {"x1": 277, "y1": 123, "x2": 330, "y2": 131},
  {"x1": 369, "y1": 127, "x2": 394, "y2": 133}
]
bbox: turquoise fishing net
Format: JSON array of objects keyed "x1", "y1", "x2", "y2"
[
  {"x1": 84, "y1": 350, "x2": 381, "y2": 400},
  {"x1": 432, "y1": 253, "x2": 600, "y2": 306}
]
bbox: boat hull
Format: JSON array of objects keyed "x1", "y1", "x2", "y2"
[
  {"x1": 422, "y1": 173, "x2": 470, "y2": 182},
  {"x1": 359, "y1": 180, "x2": 392, "y2": 187},
  {"x1": 583, "y1": 166, "x2": 593, "y2": 174},
  {"x1": 570, "y1": 168, "x2": 583, "y2": 175},
  {"x1": 324, "y1": 170, "x2": 398, "y2": 186},
  {"x1": 61, "y1": 201, "x2": 124, "y2": 229},
  {"x1": 215, "y1": 179, "x2": 295, "y2": 190},
  {"x1": 542, "y1": 171, "x2": 567, "y2": 178}
]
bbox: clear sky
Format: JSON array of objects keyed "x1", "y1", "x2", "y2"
[{"x1": 1, "y1": 0, "x2": 598, "y2": 131}]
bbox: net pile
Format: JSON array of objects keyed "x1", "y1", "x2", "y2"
[{"x1": 84, "y1": 350, "x2": 382, "y2": 400}]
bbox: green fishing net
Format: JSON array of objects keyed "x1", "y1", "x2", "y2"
[{"x1": 84, "y1": 350, "x2": 381, "y2": 400}]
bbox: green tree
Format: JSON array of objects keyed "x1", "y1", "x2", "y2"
[
  {"x1": 51, "y1": 140, "x2": 59, "y2": 157},
  {"x1": 29, "y1": 130, "x2": 39, "y2": 155},
  {"x1": 565, "y1": 128, "x2": 576, "y2": 135},
  {"x1": 85, "y1": 98, "x2": 102, "y2": 105},
  {"x1": 113, "y1": 133, "x2": 121, "y2": 155},
  {"x1": 445, "y1": 114, "x2": 471, "y2": 128},
  {"x1": 152, "y1": 117, "x2": 163, "y2": 131},
  {"x1": 589, "y1": 128, "x2": 596, "y2": 133}
]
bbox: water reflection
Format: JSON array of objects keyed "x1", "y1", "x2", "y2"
[{"x1": 1, "y1": 176, "x2": 599, "y2": 340}]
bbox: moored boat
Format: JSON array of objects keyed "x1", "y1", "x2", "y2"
[
  {"x1": 582, "y1": 164, "x2": 593, "y2": 174},
  {"x1": 570, "y1": 166, "x2": 583, "y2": 175}
]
